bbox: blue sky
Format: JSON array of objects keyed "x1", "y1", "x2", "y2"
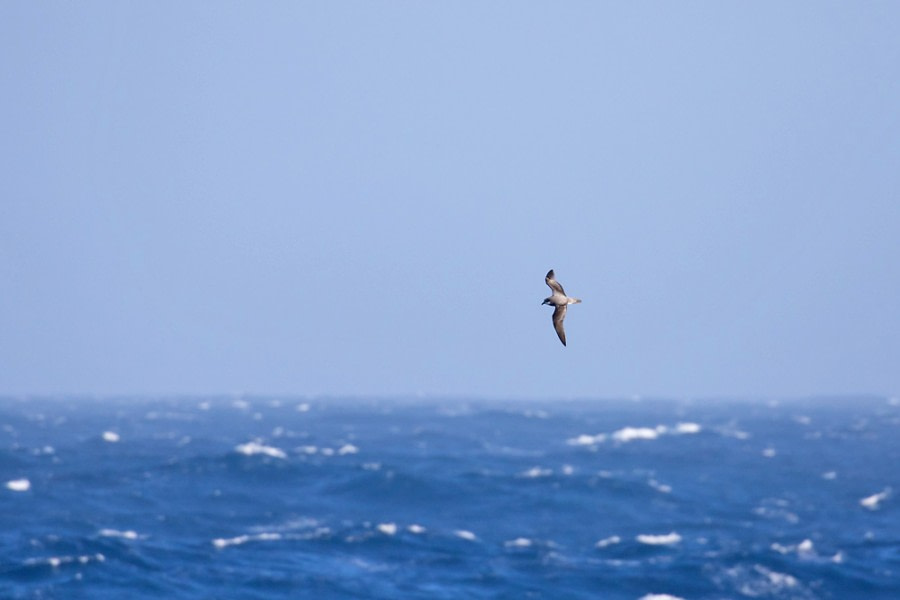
[{"x1": 2, "y1": 3, "x2": 899, "y2": 399}]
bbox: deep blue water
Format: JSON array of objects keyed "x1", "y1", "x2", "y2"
[{"x1": 1, "y1": 396, "x2": 899, "y2": 599}]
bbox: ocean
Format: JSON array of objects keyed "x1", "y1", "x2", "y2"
[{"x1": 1, "y1": 396, "x2": 898, "y2": 599}]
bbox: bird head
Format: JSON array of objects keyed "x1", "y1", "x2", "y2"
[{"x1": 541, "y1": 298, "x2": 551, "y2": 306}]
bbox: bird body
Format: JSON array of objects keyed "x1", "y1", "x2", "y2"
[{"x1": 542, "y1": 269, "x2": 581, "y2": 346}]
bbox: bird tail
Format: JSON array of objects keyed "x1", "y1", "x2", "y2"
[{"x1": 569, "y1": 298, "x2": 582, "y2": 304}]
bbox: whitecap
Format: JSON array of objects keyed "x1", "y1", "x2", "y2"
[
  {"x1": 822, "y1": 471, "x2": 838, "y2": 480},
  {"x1": 26, "y1": 553, "x2": 105, "y2": 568},
  {"x1": 99, "y1": 528, "x2": 140, "y2": 540},
  {"x1": 612, "y1": 427, "x2": 659, "y2": 442},
  {"x1": 505, "y1": 537, "x2": 532, "y2": 548},
  {"x1": 636, "y1": 532, "x2": 681, "y2": 546},
  {"x1": 648, "y1": 479, "x2": 672, "y2": 494},
  {"x1": 771, "y1": 542, "x2": 792, "y2": 554},
  {"x1": 6, "y1": 478, "x2": 30, "y2": 492},
  {"x1": 102, "y1": 431, "x2": 120, "y2": 443},
  {"x1": 520, "y1": 466, "x2": 552, "y2": 478},
  {"x1": 234, "y1": 441, "x2": 287, "y2": 459},
  {"x1": 567, "y1": 434, "x2": 604, "y2": 446},
  {"x1": 296, "y1": 403, "x2": 311, "y2": 412},
  {"x1": 407, "y1": 524, "x2": 426, "y2": 534},
  {"x1": 298, "y1": 445, "x2": 318, "y2": 454},
  {"x1": 639, "y1": 594, "x2": 686, "y2": 600},
  {"x1": 762, "y1": 448, "x2": 777, "y2": 458},
  {"x1": 860, "y1": 488, "x2": 890, "y2": 510},
  {"x1": 756, "y1": 565, "x2": 798, "y2": 588},
  {"x1": 337, "y1": 444, "x2": 359, "y2": 455},
  {"x1": 455, "y1": 530, "x2": 477, "y2": 541},
  {"x1": 212, "y1": 532, "x2": 281, "y2": 549},
  {"x1": 771, "y1": 539, "x2": 816, "y2": 558},
  {"x1": 561, "y1": 464, "x2": 575, "y2": 475},
  {"x1": 377, "y1": 523, "x2": 397, "y2": 536},
  {"x1": 673, "y1": 422, "x2": 701, "y2": 434},
  {"x1": 595, "y1": 535, "x2": 621, "y2": 548}
]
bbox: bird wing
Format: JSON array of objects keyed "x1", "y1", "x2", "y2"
[
  {"x1": 545, "y1": 270, "x2": 566, "y2": 295},
  {"x1": 552, "y1": 304, "x2": 567, "y2": 346}
]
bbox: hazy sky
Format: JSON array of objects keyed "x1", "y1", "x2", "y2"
[{"x1": 2, "y1": 3, "x2": 899, "y2": 399}]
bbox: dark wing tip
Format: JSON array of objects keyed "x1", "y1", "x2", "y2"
[{"x1": 546, "y1": 269, "x2": 555, "y2": 279}]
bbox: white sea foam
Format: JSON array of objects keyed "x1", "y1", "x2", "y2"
[
  {"x1": 822, "y1": 471, "x2": 838, "y2": 480},
  {"x1": 212, "y1": 532, "x2": 282, "y2": 549},
  {"x1": 26, "y1": 553, "x2": 105, "y2": 568},
  {"x1": 636, "y1": 532, "x2": 681, "y2": 546},
  {"x1": 570, "y1": 421, "x2": 700, "y2": 446},
  {"x1": 296, "y1": 402, "x2": 311, "y2": 412},
  {"x1": 762, "y1": 448, "x2": 777, "y2": 458},
  {"x1": 377, "y1": 523, "x2": 397, "y2": 536},
  {"x1": 595, "y1": 535, "x2": 621, "y2": 548},
  {"x1": 639, "y1": 594, "x2": 686, "y2": 600},
  {"x1": 860, "y1": 488, "x2": 890, "y2": 510},
  {"x1": 455, "y1": 530, "x2": 477, "y2": 541},
  {"x1": 674, "y1": 422, "x2": 701, "y2": 434},
  {"x1": 99, "y1": 528, "x2": 140, "y2": 540},
  {"x1": 613, "y1": 427, "x2": 661, "y2": 442},
  {"x1": 648, "y1": 479, "x2": 672, "y2": 494},
  {"x1": 337, "y1": 444, "x2": 359, "y2": 455},
  {"x1": 756, "y1": 565, "x2": 798, "y2": 588},
  {"x1": 298, "y1": 445, "x2": 318, "y2": 454},
  {"x1": 102, "y1": 431, "x2": 120, "y2": 443},
  {"x1": 520, "y1": 466, "x2": 552, "y2": 478},
  {"x1": 567, "y1": 434, "x2": 604, "y2": 446},
  {"x1": 771, "y1": 539, "x2": 816, "y2": 557},
  {"x1": 234, "y1": 441, "x2": 287, "y2": 459},
  {"x1": 561, "y1": 464, "x2": 575, "y2": 475},
  {"x1": 6, "y1": 478, "x2": 30, "y2": 492},
  {"x1": 505, "y1": 537, "x2": 532, "y2": 548},
  {"x1": 407, "y1": 524, "x2": 426, "y2": 534}
]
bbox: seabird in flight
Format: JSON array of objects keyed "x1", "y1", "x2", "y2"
[{"x1": 541, "y1": 269, "x2": 581, "y2": 346}]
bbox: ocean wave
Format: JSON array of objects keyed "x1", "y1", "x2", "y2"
[
  {"x1": 567, "y1": 422, "x2": 702, "y2": 446},
  {"x1": 860, "y1": 488, "x2": 891, "y2": 510},
  {"x1": 212, "y1": 532, "x2": 282, "y2": 549},
  {"x1": 233, "y1": 440, "x2": 287, "y2": 459},
  {"x1": 6, "y1": 478, "x2": 30, "y2": 492},
  {"x1": 99, "y1": 528, "x2": 141, "y2": 540},
  {"x1": 636, "y1": 532, "x2": 682, "y2": 546}
]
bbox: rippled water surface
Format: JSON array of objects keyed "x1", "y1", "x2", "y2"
[{"x1": 2, "y1": 396, "x2": 898, "y2": 599}]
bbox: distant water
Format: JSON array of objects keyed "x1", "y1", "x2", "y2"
[{"x1": 2, "y1": 396, "x2": 899, "y2": 599}]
